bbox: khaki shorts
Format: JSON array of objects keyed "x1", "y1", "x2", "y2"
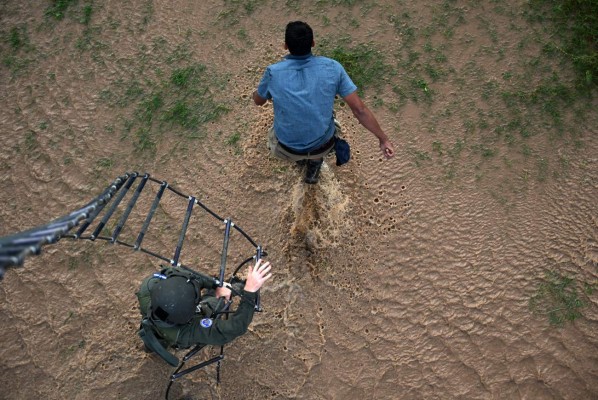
[{"x1": 267, "y1": 120, "x2": 342, "y2": 162}]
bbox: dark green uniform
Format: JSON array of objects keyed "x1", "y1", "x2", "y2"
[{"x1": 136, "y1": 267, "x2": 258, "y2": 348}]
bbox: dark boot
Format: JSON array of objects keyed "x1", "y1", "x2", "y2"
[{"x1": 304, "y1": 159, "x2": 323, "y2": 184}]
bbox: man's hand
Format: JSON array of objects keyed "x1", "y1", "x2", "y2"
[
  {"x1": 380, "y1": 139, "x2": 395, "y2": 159},
  {"x1": 244, "y1": 259, "x2": 273, "y2": 292},
  {"x1": 215, "y1": 285, "x2": 232, "y2": 300},
  {"x1": 253, "y1": 91, "x2": 268, "y2": 106}
]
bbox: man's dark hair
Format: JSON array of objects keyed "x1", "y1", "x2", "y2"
[{"x1": 285, "y1": 21, "x2": 313, "y2": 56}]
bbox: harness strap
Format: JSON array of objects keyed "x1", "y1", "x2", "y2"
[{"x1": 139, "y1": 318, "x2": 180, "y2": 367}]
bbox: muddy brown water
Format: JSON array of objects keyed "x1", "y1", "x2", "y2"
[{"x1": 1, "y1": 0, "x2": 597, "y2": 399}]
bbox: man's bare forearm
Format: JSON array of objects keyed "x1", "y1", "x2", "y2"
[
  {"x1": 343, "y1": 92, "x2": 395, "y2": 159},
  {"x1": 353, "y1": 105, "x2": 390, "y2": 143}
]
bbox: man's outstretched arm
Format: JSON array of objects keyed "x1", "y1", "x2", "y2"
[
  {"x1": 253, "y1": 91, "x2": 268, "y2": 106},
  {"x1": 343, "y1": 91, "x2": 395, "y2": 159}
]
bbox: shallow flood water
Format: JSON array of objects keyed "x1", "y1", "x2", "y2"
[{"x1": 1, "y1": 0, "x2": 597, "y2": 399}]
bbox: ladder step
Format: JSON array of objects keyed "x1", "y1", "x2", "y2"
[
  {"x1": 112, "y1": 174, "x2": 149, "y2": 243},
  {"x1": 91, "y1": 173, "x2": 138, "y2": 240},
  {"x1": 75, "y1": 173, "x2": 132, "y2": 238},
  {"x1": 172, "y1": 196, "x2": 195, "y2": 265},
  {"x1": 134, "y1": 181, "x2": 167, "y2": 250}
]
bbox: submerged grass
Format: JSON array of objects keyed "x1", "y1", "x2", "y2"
[
  {"x1": 383, "y1": 0, "x2": 596, "y2": 188},
  {"x1": 526, "y1": 0, "x2": 597, "y2": 88},
  {"x1": 226, "y1": 131, "x2": 242, "y2": 155},
  {"x1": 217, "y1": 0, "x2": 263, "y2": 26},
  {"x1": 319, "y1": 38, "x2": 391, "y2": 96},
  {"x1": 45, "y1": 0, "x2": 77, "y2": 20},
  {"x1": 1, "y1": 25, "x2": 35, "y2": 75},
  {"x1": 529, "y1": 270, "x2": 585, "y2": 326},
  {"x1": 100, "y1": 38, "x2": 229, "y2": 153}
]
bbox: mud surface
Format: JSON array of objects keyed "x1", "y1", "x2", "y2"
[{"x1": 1, "y1": 1, "x2": 597, "y2": 399}]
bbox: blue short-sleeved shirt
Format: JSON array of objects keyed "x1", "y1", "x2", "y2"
[{"x1": 256, "y1": 53, "x2": 357, "y2": 152}]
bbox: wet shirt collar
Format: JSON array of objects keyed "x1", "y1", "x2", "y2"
[{"x1": 284, "y1": 52, "x2": 313, "y2": 60}]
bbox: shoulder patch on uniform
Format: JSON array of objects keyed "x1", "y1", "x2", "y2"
[
  {"x1": 200, "y1": 318, "x2": 213, "y2": 328},
  {"x1": 153, "y1": 273, "x2": 167, "y2": 280}
]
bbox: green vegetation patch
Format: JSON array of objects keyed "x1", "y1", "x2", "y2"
[
  {"x1": 217, "y1": 0, "x2": 264, "y2": 26},
  {"x1": 44, "y1": 0, "x2": 99, "y2": 54},
  {"x1": 170, "y1": 65, "x2": 206, "y2": 88},
  {"x1": 9, "y1": 26, "x2": 28, "y2": 50},
  {"x1": 393, "y1": 0, "x2": 595, "y2": 189},
  {"x1": 45, "y1": 0, "x2": 78, "y2": 20},
  {"x1": 226, "y1": 131, "x2": 242, "y2": 155},
  {"x1": 81, "y1": 3, "x2": 93, "y2": 25},
  {"x1": 1, "y1": 25, "x2": 35, "y2": 75},
  {"x1": 103, "y1": 57, "x2": 228, "y2": 153},
  {"x1": 527, "y1": 0, "x2": 598, "y2": 87},
  {"x1": 529, "y1": 270, "x2": 585, "y2": 326},
  {"x1": 319, "y1": 39, "x2": 391, "y2": 95},
  {"x1": 44, "y1": 0, "x2": 94, "y2": 24},
  {"x1": 315, "y1": 0, "x2": 358, "y2": 5}
]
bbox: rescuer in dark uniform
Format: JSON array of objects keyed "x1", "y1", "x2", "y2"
[{"x1": 136, "y1": 259, "x2": 272, "y2": 358}]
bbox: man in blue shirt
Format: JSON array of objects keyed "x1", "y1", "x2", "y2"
[{"x1": 253, "y1": 21, "x2": 395, "y2": 184}]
